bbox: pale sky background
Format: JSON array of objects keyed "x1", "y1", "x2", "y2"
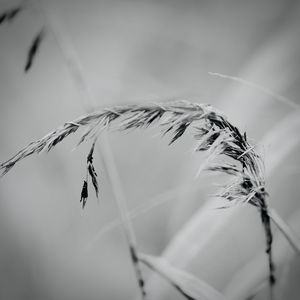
[{"x1": 0, "y1": 0, "x2": 300, "y2": 299}]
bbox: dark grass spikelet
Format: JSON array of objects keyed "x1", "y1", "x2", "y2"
[
  {"x1": 79, "y1": 142, "x2": 99, "y2": 209},
  {"x1": 169, "y1": 121, "x2": 190, "y2": 145},
  {"x1": 80, "y1": 180, "x2": 88, "y2": 209},
  {"x1": 25, "y1": 28, "x2": 45, "y2": 72},
  {"x1": 87, "y1": 142, "x2": 99, "y2": 198},
  {"x1": 0, "y1": 7, "x2": 22, "y2": 25}
]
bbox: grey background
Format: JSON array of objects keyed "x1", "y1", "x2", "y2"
[{"x1": 0, "y1": 0, "x2": 300, "y2": 299}]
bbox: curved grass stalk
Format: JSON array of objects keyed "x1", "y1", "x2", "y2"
[
  {"x1": 144, "y1": 109, "x2": 300, "y2": 299},
  {"x1": 0, "y1": 100, "x2": 275, "y2": 290}
]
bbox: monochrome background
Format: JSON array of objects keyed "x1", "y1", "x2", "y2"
[{"x1": 0, "y1": 0, "x2": 300, "y2": 299}]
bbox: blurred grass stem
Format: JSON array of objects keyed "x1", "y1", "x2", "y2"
[{"x1": 28, "y1": 0, "x2": 146, "y2": 297}]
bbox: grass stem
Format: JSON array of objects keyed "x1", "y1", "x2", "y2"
[{"x1": 29, "y1": 1, "x2": 146, "y2": 297}]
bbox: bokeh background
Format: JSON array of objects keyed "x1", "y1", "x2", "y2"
[{"x1": 0, "y1": 0, "x2": 300, "y2": 299}]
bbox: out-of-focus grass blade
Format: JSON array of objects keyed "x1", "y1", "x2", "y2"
[
  {"x1": 24, "y1": 28, "x2": 46, "y2": 72},
  {"x1": 0, "y1": 6, "x2": 22, "y2": 25},
  {"x1": 86, "y1": 181, "x2": 199, "y2": 250},
  {"x1": 208, "y1": 72, "x2": 299, "y2": 110},
  {"x1": 241, "y1": 258, "x2": 292, "y2": 300},
  {"x1": 262, "y1": 112, "x2": 300, "y2": 171},
  {"x1": 138, "y1": 253, "x2": 227, "y2": 300}
]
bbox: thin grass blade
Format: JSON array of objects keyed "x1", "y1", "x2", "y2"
[{"x1": 138, "y1": 253, "x2": 226, "y2": 300}]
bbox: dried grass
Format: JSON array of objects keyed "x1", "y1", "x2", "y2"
[
  {"x1": 138, "y1": 253, "x2": 227, "y2": 300},
  {"x1": 0, "y1": 100, "x2": 275, "y2": 292},
  {"x1": 2, "y1": 3, "x2": 298, "y2": 298}
]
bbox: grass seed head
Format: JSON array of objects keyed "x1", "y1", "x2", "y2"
[{"x1": 0, "y1": 101, "x2": 275, "y2": 285}]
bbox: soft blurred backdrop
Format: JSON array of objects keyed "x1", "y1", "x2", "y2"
[{"x1": 0, "y1": 0, "x2": 300, "y2": 299}]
